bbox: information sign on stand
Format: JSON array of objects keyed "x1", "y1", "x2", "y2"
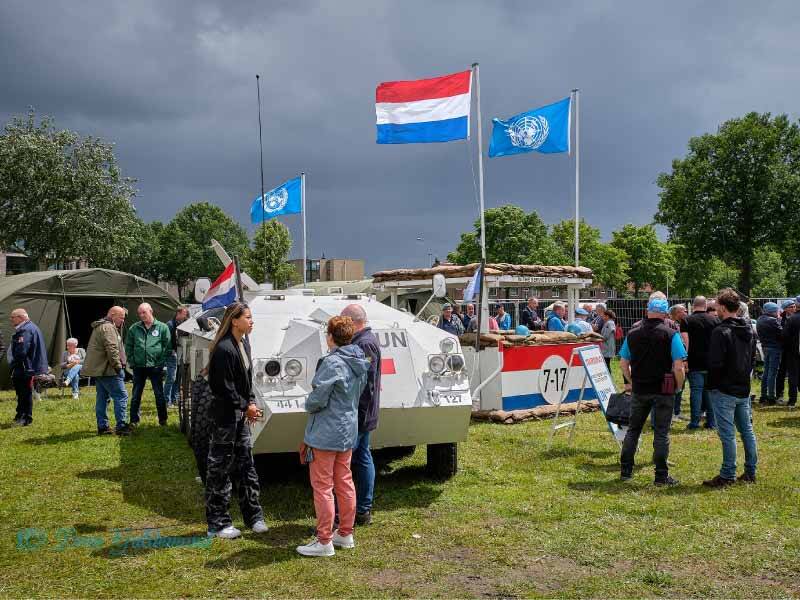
[{"x1": 548, "y1": 344, "x2": 627, "y2": 448}]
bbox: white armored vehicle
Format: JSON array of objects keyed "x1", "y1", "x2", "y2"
[{"x1": 177, "y1": 288, "x2": 472, "y2": 480}]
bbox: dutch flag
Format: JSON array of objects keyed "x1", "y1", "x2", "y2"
[
  {"x1": 202, "y1": 263, "x2": 237, "y2": 310},
  {"x1": 375, "y1": 70, "x2": 472, "y2": 144}
]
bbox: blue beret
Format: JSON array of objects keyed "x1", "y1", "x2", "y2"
[
  {"x1": 575, "y1": 307, "x2": 589, "y2": 316},
  {"x1": 763, "y1": 302, "x2": 779, "y2": 315},
  {"x1": 781, "y1": 299, "x2": 796, "y2": 310},
  {"x1": 647, "y1": 298, "x2": 669, "y2": 314}
]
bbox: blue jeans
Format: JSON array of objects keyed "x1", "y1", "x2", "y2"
[
  {"x1": 351, "y1": 431, "x2": 375, "y2": 514},
  {"x1": 64, "y1": 364, "x2": 82, "y2": 394},
  {"x1": 761, "y1": 346, "x2": 782, "y2": 400},
  {"x1": 688, "y1": 370, "x2": 715, "y2": 428},
  {"x1": 709, "y1": 391, "x2": 758, "y2": 479},
  {"x1": 164, "y1": 352, "x2": 179, "y2": 405},
  {"x1": 95, "y1": 372, "x2": 129, "y2": 431}
]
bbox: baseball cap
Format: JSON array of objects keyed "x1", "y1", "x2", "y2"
[
  {"x1": 575, "y1": 307, "x2": 589, "y2": 316},
  {"x1": 647, "y1": 298, "x2": 669, "y2": 314},
  {"x1": 441, "y1": 303, "x2": 452, "y2": 310},
  {"x1": 763, "y1": 302, "x2": 779, "y2": 315},
  {"x1": 781, "y1": 299, "x2": 796, "y2": 310}
]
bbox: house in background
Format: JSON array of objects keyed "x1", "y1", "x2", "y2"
[{"x1": 288, "y1": 257, "x2": 365, "y2": 283}]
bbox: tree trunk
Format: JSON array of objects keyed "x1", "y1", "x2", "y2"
[{"x1": 739, "y1": 256, "x2": 752, "y2": 297}]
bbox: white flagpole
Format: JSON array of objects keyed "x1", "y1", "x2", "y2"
[
  {"x1": 472, "y1": 63, "x2": 490, "y2": 335},
  {"x1": 572, "y1": 88, "x2": 580, "y2": 268},
  {"x1": 301, "y1": 172, "x2": 307, "y2": 286}
]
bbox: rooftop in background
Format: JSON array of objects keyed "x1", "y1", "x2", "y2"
[{"x1": 288, "y1": 257, "x2": 365, "y2": 283}]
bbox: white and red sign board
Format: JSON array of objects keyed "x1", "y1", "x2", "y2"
[
  {"x1": 499, "y1": 343, "x2": 598, "y2": 410},
  {"x1": 575, "y1": 345, "x2": 626, "y2": 442}
]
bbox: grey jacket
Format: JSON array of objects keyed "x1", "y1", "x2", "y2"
[
  {"x1": 304, "y1": 344, "x2": 370, "y2": 452},
  {"x1": 61, "y1": 348, "x2": 86, "y2": 369}
]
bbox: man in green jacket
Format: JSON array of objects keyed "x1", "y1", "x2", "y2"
[{"x1": 126, "y1": 302, "x2": 172, "y2": 426}]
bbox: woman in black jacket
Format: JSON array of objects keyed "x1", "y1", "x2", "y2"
[{"x1": 205, "y1": 302, "x2": 268, "y2": 539}]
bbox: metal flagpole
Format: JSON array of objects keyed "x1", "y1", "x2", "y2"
[
  {"x1": 472, "y1": 63, "x2": 489, "y2": 334},
  {"x1": 301, "y1": 172, "x2": 307, "y2": 285},
  {"x1": 572, "y1": 88, "x2": 580, "y2": 268},
  {"x1": 256, "y1": 74, "x2": 268, "y2": 283}
]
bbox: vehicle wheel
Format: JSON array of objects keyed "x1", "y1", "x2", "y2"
[
  {"x1": 190, "y1": 376, "x2": 215, "y2": 484},
  {"x1": 426, "y1": 442, "x2": 457, "y2": 479},
  {"x1": 178, "y1": 364, "x2": 191, "y2": 435}
]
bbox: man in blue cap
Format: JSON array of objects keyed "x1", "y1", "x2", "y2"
[
  {"x1": 756, "y1": 302, "x2": 782, "y2": 404},
  {"x1": 574, "y1": 307, "x2": 593, "y2": 334},
  {"x1": 618, "y1": 295, "x2": 687, "y2": 486},
  {"x1": 775, "y1": 299, "x2": 797, "y2": 403}
]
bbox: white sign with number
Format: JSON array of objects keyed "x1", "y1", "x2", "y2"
[
  {"x1": 538, "y1": 354, "x2": 570, "y2": 404},
  {"x1": 575, "y1": 345, "x2": 627, "y2": 442}
]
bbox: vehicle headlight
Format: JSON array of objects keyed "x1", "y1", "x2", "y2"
[
  {"x1": 284, "y1": 359, "x2": 303, "y2": 378},
  {"x1": 428, "y1": 354, "x2": 446, "y2": 374},
  {"x1": 439, "y1": 338, "x2": 457, "y2": 354},
  {"x1": 264, "y1": 359, "x2": 281, "y2": 377},
  {"x1": 446, "y1": 354, "x2": 465, "y2": 373}
]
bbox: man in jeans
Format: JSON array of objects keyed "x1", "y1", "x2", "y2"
[
  {"x1": 619, "y1": 296, "x2": 686, "y2": 486},
  {"x1": 775, "y1": 299, "x2": 796, "y2": 403},
  {"x1": 164, "y1": 306, "x2": 189, "y2": 408},
  {"x1": 756, "y1": 302, "x2": 782, "y2": 405},
  {"x1": 126, "y1": 302, "x2": 172, "y2": 426},
  {"x1": 684, "y1": 296, "x2": 720, "y2": 429},
  {"x1": 703, "y1": 289, "x2": 758, "y2": 487},
  {"x1": 83, "y1": 306, "x2": 131, "y2": 435},
  {"x1": 340, "y1": 304, "x2": 381, "y2": 525}
]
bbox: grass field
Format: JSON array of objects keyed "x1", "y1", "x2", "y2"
[{"x1": 0, "y1": 365, "x2": 799, "y2": 598}]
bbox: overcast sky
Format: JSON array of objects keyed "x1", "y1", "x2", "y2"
[{"x1": 2, "y1": 1, "x2": 799, "y2": 273}]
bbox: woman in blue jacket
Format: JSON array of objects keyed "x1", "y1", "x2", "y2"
[{"x1": 296, "y1": 316, "x2": 369, "y2": 558}]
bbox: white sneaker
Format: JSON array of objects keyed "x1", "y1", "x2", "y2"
[
  {"x1": 332, "y1": 529, "x2": 355, "y2": 549},
  {"x1": 72, "y1": 392, "x2": 80, "y2": 400},
  {"x1": 207, "y1": 525, "x2": 241, "y2": 539},
  {"x1": 251, "y1": 520, "x2": 269, "y2": 533},
  {"x1": 296, "y1": 538, "x2": 335, "y2": 557}
]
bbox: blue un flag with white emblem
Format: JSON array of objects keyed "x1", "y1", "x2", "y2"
[
  {"x1": 489, "y1": 97, "x2": 571, "y2": 158},
  {"x1": 250, "y1": 176, "x2": 302, "y2": 223}
]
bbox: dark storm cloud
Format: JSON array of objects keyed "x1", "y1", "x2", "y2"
[{"x1": 2, "y1": 0, "x2": 799, "y2": 272}]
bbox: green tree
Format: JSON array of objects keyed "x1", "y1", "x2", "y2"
[
  {"x1": 670, "y1": 247, "x2": 740, "y2": 297},
  {"x1": 656, "y1": 112, "x2": 800, "y2": 295},
  {"x1": 99, "y1": 218, "x2": 164, "y2": 282},
  {"x1": 244, "y1": 221, "x2": 300, "y2": 289},
  {"x1": 550, "y1": 219, "x2": 630, "y2": 291},
  {"x1": 159, "y1": 202, "x2": 249, "y2": 297},
  {"x1": 447, "y1": 205, "x2": 565, "y2": 265},
  {"x1": 752, "y1": 248, "x2": 787, "y2": 297},
  {"x1": 0, "y1": 110, "x2": 138, "y2": 266},
  {"x1": 611, "y1": 224, "x2": 674, "y2": 297}
]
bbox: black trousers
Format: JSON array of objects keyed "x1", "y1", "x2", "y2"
[
  {"x1": 130, "y1": 366, "x2": 167, "y2": 425},
  {"x1": 205, "y1": 416, "x2": 264, "y2": 532},
  {"x1": 13, "y1": 375, "x2": 33, "y2": 422},
  {"x1": 620, "y1": 393, "x2": 674, "y2": 481}
]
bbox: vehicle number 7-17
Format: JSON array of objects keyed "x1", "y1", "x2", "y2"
[{"x1": 542, "y1": 367, "x2": 568, "y2": 393}]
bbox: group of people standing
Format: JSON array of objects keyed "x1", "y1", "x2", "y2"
[
  {"x1": 202, "y1": 302, "x2": 381, "y2": 558},
  {"x1": 756, "y1": 297, "x2": 800, "y2": 406},
  {"x1": 618, "y1": 289, "x2": 759, "y2": 488},
  {"x1": 4, "y1": 303, "x2": 190, "y2": 432}
]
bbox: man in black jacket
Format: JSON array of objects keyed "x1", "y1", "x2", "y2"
[
  {"x1": 685, "y1": 296, "x2": 720, "y2": 429},
  {"x1": 775, "y1": 299, "x2": 796, "y2": 402},
  {"x1": 756, "y1": 302, "x2": 782, "y2": 404},
  {"x1": 341, "y1": 304, "x2": 381, "y2": 525},
  {"x1": 703, "y1": 289, "x2": 759, "y2": 487},
  {"x1": 781, "y1": 302, "x2": 800, "y2": 407},
  {"x1": 520, "y1": 297, "x2": 542, "y2": 331}
]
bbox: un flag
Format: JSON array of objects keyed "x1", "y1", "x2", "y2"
[
  {"x1": 250, "y1": 176, "x2": 302, "y2": 224},
  {"x1": 489, "y1": 97, "x2": 571, "y2": 158}
]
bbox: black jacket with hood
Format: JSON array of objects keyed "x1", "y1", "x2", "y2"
[
  {"x1": 707, "y1": 317, "x2": 753, "y2": 397},
  {"x1": 208, "y1": 333, "x2": 255, "y2": 424}
]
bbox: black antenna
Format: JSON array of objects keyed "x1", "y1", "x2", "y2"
[{"x1": 256, "y1": 74, "x2": 267, "y2": 283}]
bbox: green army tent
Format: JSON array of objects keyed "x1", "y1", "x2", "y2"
[{"x1": 0, "y1": 269, "x2": 179, "y2": 388}]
